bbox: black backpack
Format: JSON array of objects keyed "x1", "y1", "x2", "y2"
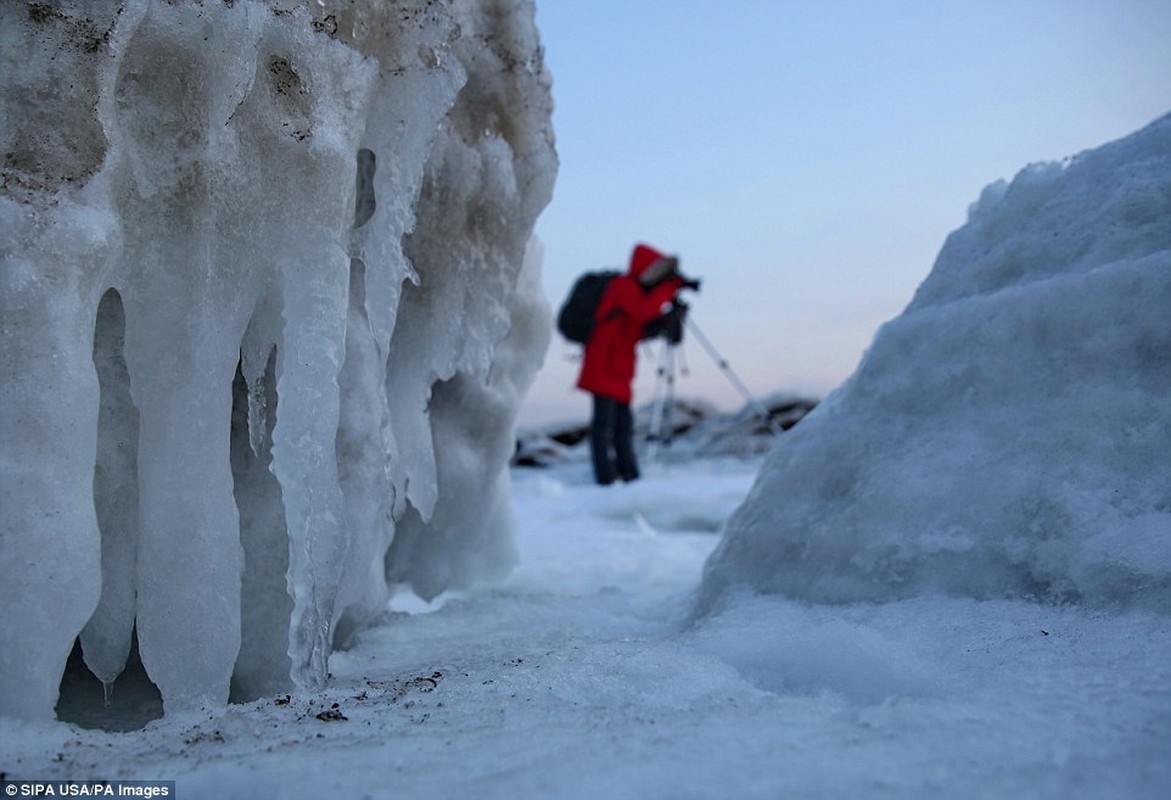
[{"x1": 556, "y1": 270, "x2": 619, "y2": 344}]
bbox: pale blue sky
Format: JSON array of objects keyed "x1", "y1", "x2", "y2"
[{"x1": 521, "y1": 0, "x2": 1171, "y2": 427}]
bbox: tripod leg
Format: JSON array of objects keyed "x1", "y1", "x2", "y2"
[
  {"x1": 685, "y1": 318, "x2": 783, "y2": 436},
  {"x1": 645, "y1": 340, "x2": 677, "y2": 465},
  {"x1": 662, "y1": 344, "x2": 676, "y2": 447}
]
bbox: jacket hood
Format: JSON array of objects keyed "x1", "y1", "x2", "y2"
[{"x1": 628, "y1": 244, "x2": 667, "y2": 278}]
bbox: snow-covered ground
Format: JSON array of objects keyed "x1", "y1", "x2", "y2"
[{"x1": 3, "y1": 455, "x2": 1169, "y2": 799}]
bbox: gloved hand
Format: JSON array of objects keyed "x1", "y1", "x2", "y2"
[{"x1": 681, "y1": 277, "x2": 702, "y2": 292}]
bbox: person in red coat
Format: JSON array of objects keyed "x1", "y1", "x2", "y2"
[{"x1": 577, "y1": 243, "x2": 698, "y2": 485}]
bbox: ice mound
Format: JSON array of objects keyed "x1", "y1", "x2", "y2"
[
  {"x1": 700, "y1": 113, "x2": 1171, "y2": 613},
  {"x1": 0, "y1": 0, "x2": 555, "y2": 720}
]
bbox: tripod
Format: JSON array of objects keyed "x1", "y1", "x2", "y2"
[{"x1": 644, "y1": 338, "x2": 681, "y2": 465}]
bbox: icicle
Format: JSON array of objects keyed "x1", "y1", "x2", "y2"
[{"x1": 1, "y1": 0, "x2": 556, "y2": 720}]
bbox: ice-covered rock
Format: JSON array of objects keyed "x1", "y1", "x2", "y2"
[
  {"x1": 700, "y1": 113, "x2": 1171, "y2": 613},
  {"x1": 1, "y1": 0, "x2": 555, "y2": 720},
  {"x1": 512, "y1": 391, "x2": 818, "y2": 468}
]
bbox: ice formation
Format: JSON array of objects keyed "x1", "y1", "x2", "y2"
[
  {"x1": 0, "y1": 0, "x2": 556, "y2": 720},
  {"x1": 701, "y1": 113, "x2": 1171, "y2": 612}
]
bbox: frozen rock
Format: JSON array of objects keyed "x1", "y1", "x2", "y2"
[
  {"x1": 1, "y1": 0, "x2": 555, "y2": 719},
  {"x1": 700, "y1": 113, "x2": 1171, "y2": 613}
]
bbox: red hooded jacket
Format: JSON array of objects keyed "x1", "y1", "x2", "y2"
[{"x1": 576, "y1": 244, "x2": 685, "y2": 405}]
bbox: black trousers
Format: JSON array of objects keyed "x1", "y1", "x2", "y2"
[{"x1": 590, "y1": 394, "x2": 638, "y2": 485}]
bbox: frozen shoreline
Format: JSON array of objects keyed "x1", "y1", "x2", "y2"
[{"x1": 3, "y1": 459, "x2": 1169, "y2": 799}]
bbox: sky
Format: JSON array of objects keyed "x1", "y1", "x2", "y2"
[{"x1": 518, "y1": 0, "x2": 1171, "y2": 427}]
